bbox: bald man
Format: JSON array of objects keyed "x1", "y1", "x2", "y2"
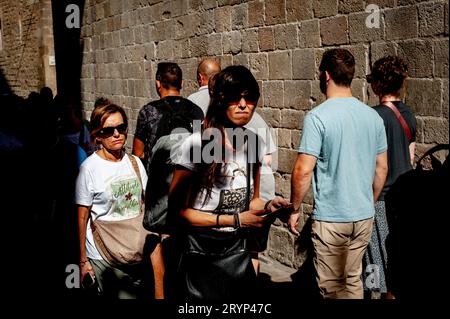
[{"x1": 187, "y1": 58, "x2": 221, "y2": 114}]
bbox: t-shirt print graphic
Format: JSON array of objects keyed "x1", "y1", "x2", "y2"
[
  {"x1": 109, "y1": 177, "x2": 141, "y2": 220},
  {"x1": 215, "y1": 187, "x2": 254, "y2": 215}
]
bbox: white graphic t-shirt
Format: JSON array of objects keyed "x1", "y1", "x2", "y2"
[
  {"x1": 175, "y1": 132, "x2": 265, "y2": 232},
  {"x1": 75, "y1": 153, "x2": 148, "y2": 260}
]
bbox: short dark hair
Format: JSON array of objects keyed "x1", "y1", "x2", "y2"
[
  {"x1": 367, "y1": 56, "x2": 408, "y2": 97},
  {"x1": 156, "y1": 62, "x2": 182, "y2": 91},
  {"x1": 319, "y1": 49, "x2": 355, "y2": 87}
]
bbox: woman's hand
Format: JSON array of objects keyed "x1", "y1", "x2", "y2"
[
  {"x1": 80, "y1": 260, "x2": 95, "y2": 285},
  {"x1": 239, "y1": 209, "x2": 268, "y2": 228},
  {"x1": 266, "y1": 196, "x2": 292, "y2": 213}
]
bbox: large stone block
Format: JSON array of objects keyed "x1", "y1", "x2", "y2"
[
  {"x1": 418, "y1": 1, "x2": 445, "y2": 36},
  {"x1": 405, "y1": 79, "x2": 442, "y2": 117},
  {"x1": 232, "y1": 53, "x2": 249, "y2": 67},
  {"x1": 423, "y1": 118, "x2": 449, "y2": 144},
  {"x1": 169, "y1": 0, "x2": 188, "y2": 18},
  {"x1": 258, "y1": 107, "x2": 281, "y2": 127},
  {"x1": 434, "y1": 39, "x2": 449, "y2": 78},
  {"x1": 320, "y1": 16, "x2": 349, "y2": 46},
  {"x1": 223, "y1": 31, "x2": 242, "y2": 55},
  {"x1": 263, "y1": 81, "x2": 284, "y2": 108},
  {"x1": 277, "y1": 129, "x2": 291, "y2": 148},
  {"x1": 313, "y1": 0, "x2": 338, "y2": 18},
  {"x1": 248, "y1": 0, "x2": 265, "y2": 27},
  {"x1": 274, "y1": 24, "x2": 299, "y2": 50},
  {"x1": 385, "y1": 6, "x2": 418, "y2": 40},
  {"x1": 339, "y1": 0, "x2": 365, "y2": 14},
  {"x1": 342, "y1": 44, "x2": 369, "y2": 79},
  {"x1": 258, "y1": 27, "x2": 275, "y2": 52},
  {"x1": 292, "y1": 49, "x2": 316, "y2": 80},
  {"x1": 281, "y1": 109, "x2": 305, "y2": 130},
  {"x1": 348, "y1": 11, "x2": 384, "y2": 43},
  {"x1": 291, "y1": 129, "x2": 301, "y2": 149},
  {"x1": 242, "y1": 29, "x2": 259, "y2": 53},
  {"x1": 265, "y1": 0, "x2": 286, "y2": 25},
  {"x1": 278, "y1": 148, "x2": 299, "y2": 174},
  {"x1": 214, "y1": 6, "x2": 232, "y2": 33},
  {"x1": 370, "y1": 41, "x2": 397, "y2": 64},
  {"x1": 197, "y1": 12, "x2": 215, "y2": 35},
  {"x1": 268, "y1": 51, "x2": 292, "y2": 80},
  {"x1": 299, "y1": 19, "x2": 321, "y2": 48},
  {"x1": 189, "y1": 35, "x2": 208, "y2": 57},
  {"x1": 155, "y1": 40, "x2": 174, "y2": 60},
  {"x1": 286, "y1": 0, "x2": 314, "y2": 22},
  {"x1": 284, "y1": 80, "x2": 312, "y2": 110},
  {"x1": 397, "y1": 40, "x2": 433, "y2": 78},
  {"x1": 231, "y1": 3, "x2": 248, "y2": 30},
  {"x1": 207, "y1": 33, "x2": 223, "y2": 56},
  {"x1": 267, "y1": 227, "x2": 295, "y2": 267},
  {"x1": 249, "y1": 53, "x2": 269, "y2": 80}
]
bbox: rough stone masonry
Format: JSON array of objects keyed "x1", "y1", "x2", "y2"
[{"x1": 78, "y1": 0, "x2": 449, "y2": 270}]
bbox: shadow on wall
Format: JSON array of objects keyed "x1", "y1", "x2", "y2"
[
  {"x1": 51, "y1": 0, "x2": 85, "y2": 100},
  {"x1": 0, "y1": 68, "x2": 12, "y2": 96}
]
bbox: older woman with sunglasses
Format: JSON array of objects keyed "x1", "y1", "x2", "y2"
[{"x1": 75, "y1": 104, "x2": 148, "y2": 298}]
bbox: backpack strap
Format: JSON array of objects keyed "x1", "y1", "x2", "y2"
[
  {"x1": 128, "y1": 154, "x2": 145, "y2": 200},
  {"x1": 381, "y1": 101, "x2": 413, "y2": 143}
]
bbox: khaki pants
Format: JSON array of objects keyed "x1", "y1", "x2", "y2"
[{"x1": 311, "y1": 218, "x2": 373, "y2": 299}]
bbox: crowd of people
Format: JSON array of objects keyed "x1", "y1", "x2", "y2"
[{"x1": 2, "y1": 48, "x2": 433, "y2": 300}]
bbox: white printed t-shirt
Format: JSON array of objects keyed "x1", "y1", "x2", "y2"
[
  {"x1": 75, "y1": 153, "x2": 148, "y2": 260},
  {"x1": 175, "y1": 131, "x2": 266, "y2": 231}
]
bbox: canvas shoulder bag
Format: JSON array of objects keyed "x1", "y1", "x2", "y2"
[{"x1": 91, "y1": 154, "x2": 150, "y2": 267}]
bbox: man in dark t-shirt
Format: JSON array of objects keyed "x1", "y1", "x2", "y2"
[
  {"x1": 132, "y1": 62, "x2": 203, "y2": 300},
  {"x1": 133, "y1": 62, "x2": 203, "y2": 174}
]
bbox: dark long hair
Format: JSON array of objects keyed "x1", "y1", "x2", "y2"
[{"x1": 191, "y1": 65, "x2": 260, "y2": 206}]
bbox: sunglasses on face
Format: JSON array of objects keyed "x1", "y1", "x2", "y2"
[{"x1": 97, "y1": 123, "x2": 127, "y2": 138}]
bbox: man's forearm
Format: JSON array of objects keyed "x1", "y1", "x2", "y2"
[{"x1": 291, "y1": 170, "x2": 312, "y2": 211}]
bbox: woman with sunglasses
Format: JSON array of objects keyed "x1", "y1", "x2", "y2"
[
  {"x1": 75, "y1": 104, "x2": 148, "y2": 298},
  {"x1": 169, "y1": 65, "x2": 291, "y2": 300}
]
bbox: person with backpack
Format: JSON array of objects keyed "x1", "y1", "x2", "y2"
[
  {"x1": 364, "y1": 56, "x2": 417, "y2": 299},
  {"x1": 132, "y1": 62, "x2": 204, "y2": 299}
]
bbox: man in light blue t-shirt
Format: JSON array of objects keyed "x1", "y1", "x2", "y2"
[{"x1": 289, "y1": 49, "x2": 388, "y2": 299}]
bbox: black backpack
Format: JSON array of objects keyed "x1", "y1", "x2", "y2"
[{"x1": 143, "y1": 97, "x2": 203, "y2": 234}]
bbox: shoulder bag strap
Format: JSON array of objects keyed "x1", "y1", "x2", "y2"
[
  {"x1": 128, "y1": 154, "x2": 145, "y2": 200},
  {"x1": 381, "y1": 101, "x2": 412, "y2": 143}
]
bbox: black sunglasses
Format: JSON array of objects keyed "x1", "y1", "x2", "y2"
[{"x1": 98, "y1": 123, "x2": 127, "y2": 138}]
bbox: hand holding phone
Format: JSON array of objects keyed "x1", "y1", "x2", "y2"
[
  {"x1": 261, "y1": 204, "x2": 294, "y2": 218},
  {"x1": 82, "y1": 272, "x2": 96, "y2": 289}
]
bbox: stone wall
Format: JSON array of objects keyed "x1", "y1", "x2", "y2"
[
  {"x1": 79, "y1": 0, "x2": 449, "y2": 269},
  {"x1": 0, "y1": 0, "x2": 56, "y2": 97}
]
